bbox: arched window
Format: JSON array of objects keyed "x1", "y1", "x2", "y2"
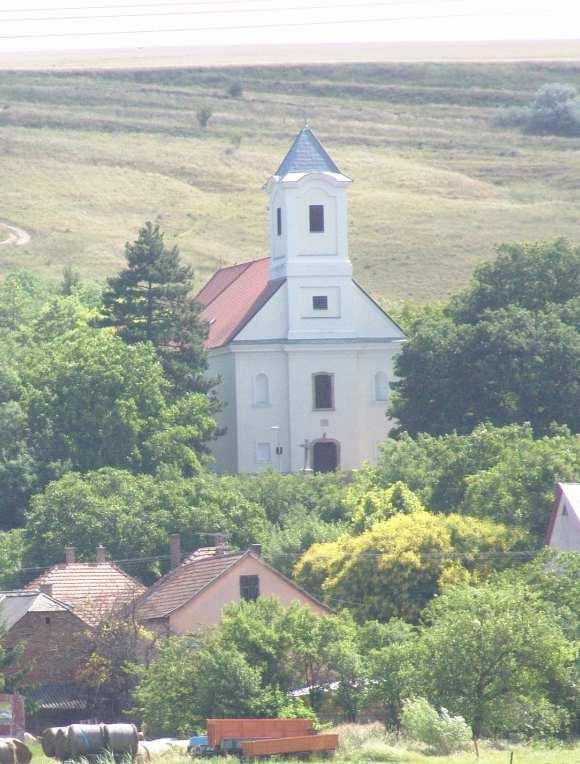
[
  {"x1": 255, "y1": 373, "x2": 270, "y2": 406},
  {"x1": 313, "y1": 373, "x2": 334, "y2": 410},
  {"x1": 374, "y1": 371, "x2": 389, "y2": 401}
]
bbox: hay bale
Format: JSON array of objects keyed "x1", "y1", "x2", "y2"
[
  {"x1": 41, "y1": 728, "x2": 67, "y2": 758},
  {"x1": 102, "y1": 724, "x2": 138, "y2": 758},
  {"x1": 22, "y1": 737, "x2": 35, "y2": 748},
  {"x1": 54, "y1": 729, "x2": 70, "y2": 761},
  {"x1": 0, "y1": 740, "x2": 17, "y2": 764},
  {"x1": 67, "y1": 725, "x2": 105, "y2": 758},
  {"x1": 135, "y1": 742, "x2": 151, "y2": 764},
  {"x1": 4, "y1": 740, "x2": 31, "y2": 764}
]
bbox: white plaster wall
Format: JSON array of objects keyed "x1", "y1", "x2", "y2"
[
  {"x1": 235, "y1": 286, "x2": 288, "y2": 342},
  {"x1": 207, "y1": 351, "x2": 238, "y2": 473},
  {"x1": 549, "y1": 496, "x2": 580, "y2": 552}
]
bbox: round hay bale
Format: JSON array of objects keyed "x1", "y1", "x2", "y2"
[
  {"x1": 41, "y1": 729, "x2": 67, "y2": 759},
  {"x1": 135, "y1": 742, "x2": 151, "y2": 764},
  {"x1": 5, "y1": 740, "x2": 31, "y2": 764},
  {"x1": 54, "y1": 729, "x2": 70, "y2": 761},
  {"x1": 67, "y1": 725, "x2": 105, "y2": 759},
  {"x1": 103, "y1": 724, "x2": 138, "y2": 758},
  {"x1": 0, "y1": 740, "x2": 17, "y2": 764}
]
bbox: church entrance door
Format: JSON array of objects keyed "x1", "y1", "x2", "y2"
[{"x1": 312, "y1": 440, "x2": 339, "y2": 472}]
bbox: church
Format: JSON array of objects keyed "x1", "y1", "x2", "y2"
[{"x1": 196, "y1": 126, "x2": 405, "y2": 474}]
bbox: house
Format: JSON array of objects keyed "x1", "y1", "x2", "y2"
[
  {"x1": 545, "y1": 482, "x2": 580, "y2": 552},
  {"x1": 25, "y1": 544, "x2": 147, "y2": 625},
  {"x1": 196, "y1": 125, "x2": 406, "y2": 474},
  {"x1": 134, "y1": 538, "x2": 329, "y2": 634}
]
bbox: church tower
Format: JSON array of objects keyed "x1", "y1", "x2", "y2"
[{"x1": 264, "y1": 126, "x2": 355, "y2": 340}]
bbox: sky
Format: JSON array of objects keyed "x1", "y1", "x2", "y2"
[{"x1": 0, "y1": 0, "x2": 579, "y2": 53}]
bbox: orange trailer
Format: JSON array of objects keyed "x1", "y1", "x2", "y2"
[
  {"x1": 207, "y1": 718, "x2": 314, "y2": 748},
  {"x1": 241, "y1": 733, "x2": 339, "y2": 758}
]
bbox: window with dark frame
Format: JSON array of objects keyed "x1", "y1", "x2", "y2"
[
  {"x1": 240, "y1": 575, "x2": 260, "y2": 601},
  {"x1": 313, "y1": 373, "x2": 333, "y2": 410},
  {"x1": 276, "y1": 207, "x2": 282, "y2": 236},
  {"x1": 312, "y1": 295, "x2": 328, "y2": 311},
  {"x1": 309, "y1": 204, "x2": 324, "y2": 233}
]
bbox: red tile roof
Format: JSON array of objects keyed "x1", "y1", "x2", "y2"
[
  {"x1": 26, "y1": 562, "x2": 147, "y2": 625},
  {"x1": 196, "y1": 258, "x2": 284, "y2": 349},
  {"x1": 135, "y1": 551, "x2": 245, "y2": 621}
]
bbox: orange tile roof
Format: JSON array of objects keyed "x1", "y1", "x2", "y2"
[
  {"x1": 196, "y1": 258, "x2": 284, "y2": 349},
  {"x1": 26, "y1": 562, "x2": 147, "y2": 625},
  {"x1": 135, "y1": 551, "x2": 245, "y2": 621}
]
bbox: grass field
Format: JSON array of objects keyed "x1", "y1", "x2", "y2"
[{"x1": 1, "y1": 60, "x2": 580, "y2": 301}]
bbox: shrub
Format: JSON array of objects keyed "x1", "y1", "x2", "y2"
[
  {"x1": 401, "y1": 697, "x2": 471, "y2": 754},
  {"x1": 227, "y1": 81, "x2": 243, "y2": 98},
  {"x1": 196, "y1": 106, "x2": 213, "y2": 129},
  {"x1": 527, "y1": 84, "x2": 580, "y2": 136}
]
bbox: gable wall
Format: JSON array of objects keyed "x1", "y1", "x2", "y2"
[
  {"x1": 548, "y1": 494, "x2": 580, "y2": 552},
  {"x1": 168, "y1": 556, "x2": 327, "y2": 633}
]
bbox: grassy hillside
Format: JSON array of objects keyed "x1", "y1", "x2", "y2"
[{"x1": 1, "y1": 61, "x2": 580, "y2": 301}]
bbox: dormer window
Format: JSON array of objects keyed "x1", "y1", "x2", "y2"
[
  {"x1": 312, "y1": 295, "x2": 328, "y2": 311},
  {"x1": 276, "y1": 207, "x2": 282, "y2": 236},
  {"x1": 309, "y1": 204, "x2": 324, "y2": 233}
]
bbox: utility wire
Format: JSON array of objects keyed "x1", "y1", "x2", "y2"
[
  {"x1": 0, "y1": 0, "x2": 278, "y2": 13},
  {"x1": 2, "y1": 0, "x2": 474, "y2": 24},
  {"x1": 0, "y1": 8, "x2": 546, "y2": 39}
]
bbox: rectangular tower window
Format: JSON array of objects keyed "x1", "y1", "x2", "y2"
[
  {"x1": 309, "y1": 204, "x2": 324, "y2": 233},
  {"x1": 276, "y1": 207, "x2": 282, "y2": 236},
  {"x1": 313, "y1": 373, "x2": 334, "y2": 410},
  {"x1": 312, "y1": 295, "x2": 328, "y2": 311},
  {"x1": 240, "y1": 575, "x2": 260, "y2": 601}
]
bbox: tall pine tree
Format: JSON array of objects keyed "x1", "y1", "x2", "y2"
[{"x1": 100, "y1": 222, "x2": 211, "y2": 395}]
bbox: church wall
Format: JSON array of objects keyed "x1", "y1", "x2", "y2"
[
  {"x1": 207, "y1": 351, "x2": 238, "y2": 473},
  {"x1": 233, "y1": 349, "x2": 291, "y2": 473}
]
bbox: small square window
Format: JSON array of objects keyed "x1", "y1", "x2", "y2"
[
  {"x1": 276, "y1": 207, "x2": 282, "y2": 236},
  {"x1": 309, "y1": 205, "x2": 324, "y2": 233},
  {"x1": 240, "y1": 575, "x2": 260, "y2": 601},
  {"x1": 312, "y1": 295, "x2": 328, "y2": 311},
  {"x1": 256, "y1": 442, "x2": 271, "y2": 463}
]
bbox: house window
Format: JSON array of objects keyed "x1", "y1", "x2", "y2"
[
  {"x1": 240, "y1": 575, "x2": 260, "y2": 601},
  {"x1": 256, "y1": 442, "x2": 272, "y2": 463},
  {"x1": 374, "y1": 371, "x2": 389, "y2": 401},
  {"x1": 312, "y1": 295, "x2": 328, "y2": 311},
  {"x1": 276, "y1": 207, "x2": 282, "y2": 236},
  {"x1": 309, "y1": 204, "x2": 324, "y2": 233},
  {"x1": 255, "y1": 373, "x2": 270, "y2": 406},
  {"x1": 313, "y1": 373, "x2": 334, "y2": 410},
  {"x1": 44, "y1": 617, "x2": 51, "y2": 625}
]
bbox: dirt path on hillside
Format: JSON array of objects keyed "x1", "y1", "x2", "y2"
[{"x1": 0, "y1": 221, "x2": 31, "y2": 247}]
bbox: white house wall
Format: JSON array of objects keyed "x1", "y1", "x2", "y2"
[{"x1": 207, "y1": 351, "x2": 238, "y2": 474}]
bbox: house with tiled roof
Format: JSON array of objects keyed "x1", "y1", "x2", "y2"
[
  {"x1": 545, "y1": 482, "x2": 580, "y2": 552},
  {"x1": 26, "y1": 545, "x2": 146, "y2": 625},
  {"x1": 134, "y1": 539, "x2": 329, "y2": 634},
  {"x1": 197, "y1": 125, "x2": 405, "y2": 474}
]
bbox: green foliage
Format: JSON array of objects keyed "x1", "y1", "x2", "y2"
[
  {"x1": 196, "y1": 106, "x2": 213, "y2": 129},
  {"x1": 391, "y1": 240, "x2": 580, "y2": 437},
  {"x1": 372, "y1": 423, "x2": 580, "y2": 542},
  {"x1": 348, "y1": 481, "x2": 426, "y2": 533},
  {"x1": 99, "y1": 222, "x2": 210, "y2": 396},
  {"x1": 527, "y1": 84, "x2": 580, "y2": 136},
  {"x1": 401, "y1": 697, "x2": 472, "y2": 754},
  {"x1": 0, "y1": 530, "x2": 25, "y2": 589},
  {"x1": 418, "y1": 582, "x2": 577, "y2": 739},
  {"x1": 226, "y1": 81, "x2": 243, "y2": 98},
  {"x1": 23, "y1": 469, "x2": 267, "y2": 579},
  {"x1": 295, "y1": 511, "x2": 524, "y2": 622}
]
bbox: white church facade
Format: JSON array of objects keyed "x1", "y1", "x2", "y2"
[{"x1": 196, "y1": 126, "x2": 405, "y2": 474}]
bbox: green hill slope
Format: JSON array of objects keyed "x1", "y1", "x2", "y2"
[{"x1": 1, "y1": 62, "x2": 580, "y2": 301}]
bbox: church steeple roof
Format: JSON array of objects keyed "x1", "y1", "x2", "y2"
[{"x1": 275, "y1": 125, "x2": 341, "y2": 177}]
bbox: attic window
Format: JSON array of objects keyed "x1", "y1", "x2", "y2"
[
  {"x1": 312, "y1": 295, "x2": 328, "y2": 311},
  {"x1": 240, "y1": 575, "x2": 260, "y2": 601},
  {"x1": 309, "y1": 205, "x2": 324, "y2": 233},
  {"x1": 276, "y1": 207, "x2": 282, "y2": 236}
]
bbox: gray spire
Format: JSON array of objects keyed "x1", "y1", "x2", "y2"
[{"x1": 275, "y1": 126, "x2": 341, "y2": 177}]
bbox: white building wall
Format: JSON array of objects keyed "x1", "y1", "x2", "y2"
[
  {"x1": 548, "y1": 494, "x2": 580, "y2": 552},
  {"x1": 207, "y1": 351, "x2": 238, "y2": 474}
]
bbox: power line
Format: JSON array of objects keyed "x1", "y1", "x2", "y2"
[
  {"x1": 0, "y1": 8, "x2": 545, "y2": 39},
  {"x1": 3, "y1": 0, "x2": 473, "y2": 24},
  {"x1": 0, "y1": 0, "x2": 277, "y2": 13}
]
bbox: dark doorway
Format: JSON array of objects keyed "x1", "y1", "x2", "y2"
[{"x1": 312, "y1": 440, "x2": 339, "y2": 472}]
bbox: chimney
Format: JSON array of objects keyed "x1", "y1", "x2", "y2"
[
  {"x1": 250, "y1": 544, "x2": 262, "y2": 557},
  {"x1": 65, "y1": 546, "x2": 76, "y2": 564},
  {"x1": 96, "y1": 545, "x2": 107, "y2": 564},
  {"x1": 169, "y1": 534, "x2": 181, "y2": 569},
  {"x1": 39, "y1": 583, "x2": 53, "y2": 597}
]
